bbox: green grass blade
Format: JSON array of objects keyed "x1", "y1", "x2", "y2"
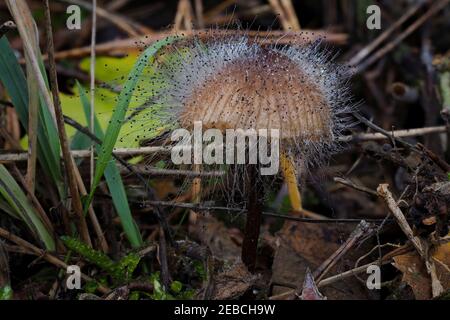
[
  {"x1": 0, "y1": 37, "x2": 64, "y2": 196},
  {"x1": 84, "y1": 36, "x2": 178, "y2": 212},
  {"x1": 0, "y1": 165, "x2": 55, "y2": 251},
  {"x1": 77, "y1": 82, "x2": 142, "y2": 247},
  {"x1": 71, "y1": 130, "x2": 91, "y2": 151},
  {"x1": 0, "y1": 195, "x2": 19, "y2": 219}
]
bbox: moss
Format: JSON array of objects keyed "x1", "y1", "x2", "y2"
[{"x1": 61, "y1": 236, "x2": 140, "y2": 283}]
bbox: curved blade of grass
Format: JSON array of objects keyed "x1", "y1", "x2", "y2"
[
  {"x1": 77, "y1": 82, "x2": 142, "y2": 247},
  {"x1": 0, "y1": 37, "x2": 64, "y2": 196},
  {"x1": 84, "y1": 36, "x2": 178, "y2": 212},
  {"x1": 0, "y1": 196, "x2": 18, "y2": 219},
  {"x1": 0, "y1": 165, "x2": 55, "y2": 251}
]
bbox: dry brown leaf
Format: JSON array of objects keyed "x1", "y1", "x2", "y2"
[
  {"x1": 271, "y1": 222, "x2": 372, "y2": 299},
  {"x1": 211, "y1": 262, "x2": 258, "y2": 300},
  {"x1": 189, "y1": 214, "x2": 242, "y2": 262},
  {"x1": 393, "y1": 242, "x2": 450, "y2": 300}
]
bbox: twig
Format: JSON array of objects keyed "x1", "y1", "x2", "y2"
[
  {"x1": 57, "y1": 0, "x2": 141, "y2": 37},
  {"x1": 334, "y1": 177, "x2": 378, "y2": 196},
  {"x1": 377, "y1": 184, "x2": 424, "y2": 256},
  {"x1": 119, "y1": 165, "x2": 225, "y2": 178},
  {"x1": 268, "y1": 0, "x2": 300, "y2": 31},
  {"x1": 204, "y1": 5, "x2": 272, "y2": 26},
  {"x1": 42, "y1": 0, "x2": 92, "y2": 246},
  {"x1": 158, "y1": 227, "x2": 171, "y2": 290},
  {"x1": 269, "y1": 260, "x2": 392, "y2": 300},
  {"x1": 25, "y1": 57, "x2": 38, "y2": 193},
  {"x1": 348, "y1": 1, "x2": 425, "y2": 66},
  {"x1": 377, "y1": 184, "x2": 444, "y2": 297},
  {"x1": 1, "y1": 123, "x2": 446, "y2": 163},
  {"x1": 194, "y1": 0, "x2": 204, "y2": 29},
  {"x1": 417, "y1": 144, "x2": 450, "y2": 172},
  {"x1": 90, "y1": 0, "x2": 97, "y2": 188},
  {"x1": 203, "y1": 0, "x2": 236, "y2": 20},
  {"x1": 339, "y1": 125, "x2": 445, "y2": 142},
  {"x1": 0, "y1": 227, "x2": 109, "y2": 294},
  {"x1": 354, "y1": 0, "x2": 450, "y2": 73},
  {"x1": 43, "y1": 30, "x2": 348, "y2": 61},
  {"x1": 317, "y1": 260, "x2": 391, "y2": 288},
  {"x1": 23, "y1": 6, "x2": 40, "y2": 195},
  {"x1": 0, "y1": 127, "x2": 21, "y2": 151},
  {"x1": 71, "y1": 156, "x2": 109, "y2": 253},
  {"x1": 351, "y1": 113, "x2": 416, "y2": 149},
  {"x1": 144, "y1": 200, "x2": 399, "y2": 224},
  {"x1": 174, "y1": 0, "x2": 194, "y2": 31},
  {"x1": 313, "y1": 220, "x2": 375, "y2": 282}
]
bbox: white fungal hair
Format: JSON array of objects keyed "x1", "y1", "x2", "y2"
[{"x1": 142, "y1": 32, "x2": 356, "y2": 170}]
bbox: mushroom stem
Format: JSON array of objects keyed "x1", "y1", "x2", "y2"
[
  {"x1": 280, "y1": 153, "x2": 302, "y2": 211},
  {"x1": 241, "y1": 164, "x2": 264, "y2": 273}
]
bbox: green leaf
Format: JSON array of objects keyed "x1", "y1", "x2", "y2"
[
  {"x1": 0, "y1": 37, "x2": 64, "y2": 196},
  {"x1": 0, "y1": 195, "x2": 19, "y2": 219},
  {"x1": 84, "y1": 36, "x2": 179, "y2": 213},
  {"x1": 76, "y1": 82, "x2": 142, "y2": 247},
  {"x1": 0, "y1": 164, "x2": 55, "y2": 251}
]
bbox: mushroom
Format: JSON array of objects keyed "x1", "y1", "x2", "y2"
[{"x1": 146, "y1": 33, "x2": 355, "y2": 271}]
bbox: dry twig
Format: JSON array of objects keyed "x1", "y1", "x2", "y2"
[{"x1": 377, "y1": 184, "x2": 444, "y2": 297}]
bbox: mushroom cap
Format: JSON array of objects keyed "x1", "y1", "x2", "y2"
[{"x1": 180, "y1": 50, "x2": 333, "y2": 142}]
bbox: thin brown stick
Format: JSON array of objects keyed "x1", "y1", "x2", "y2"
[
  {"x1": 41, "y1": 30, "x2": 347, "y2": 61},
  {"x1": 348, "y1": 1, "x2": 424, "y2": 66},
  {"x1": 174, "y1": 0, "x2": 194, "y2": 31},
  {"x1": 143, "y1": 200, "x2": 393, "y2": 224},
  {"x1": 203, "y1": 0, "x2": 235, "y2": 20},
  {"x1": 43, "y1": 0, "x2": 92, "y2": 246},
  {"x1": 313, "y1": 220, "x2": 375, "y2": 282},
  {"x1": 1, "y1": 122, "x2": 446, "y2": 162},
  {"x1": 269, "y1": 260, "x2": 392, "y2": 299},
  {"x1": 334, "y1": 177, "x2": 378, "y2": 196},
  {"x1": 194, "y1": 0, "x2": 205, "y2": 29},
  {"x1": 281, "y1": 0, "x2": 300, "y2": 30},
  {"x1": 377, "y1": 184, "x2": 444, "y2": 297},
  {"x1": 0, "y1": 227, "x2": 109, "y2": 294},
  {"x1": 204, "y1": 5, "x2": 272, "y2": 26},
  {"x1": 354, "y1": 0, "x2": 450, "y2": 73},
  {"x1": 268, "y1": 0, "x2": 300, "y2": 31},
  {"x1": 158, "y1": 226, "x2": 171, "y2": 290},
  {"x1": 57, "y1": 0, "x2": 140, "y2": 37},
  {"x1": 90, "y1": 0, "x2": 97, "y2": 188},
  {"x1": 71, "y1": 157, "x2": 109, "y2": 253},
  {"x1": 24, "y1": 20, "x2": 39, "y2": 193},
  {"x1": 0, "y1": 127, "x2": 21, "y2": 151}
]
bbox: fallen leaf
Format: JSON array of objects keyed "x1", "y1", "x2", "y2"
[
  {"x1": 211, "y1": 262, "x2": 258, "y2": 300},
  {"x1": 300, "y1": 268, "x2": 326, "y2": 300},
  {"x1": 189, "y1": 214, "x2": 242, "y2": 262},
  {"x1": 271, "y1": 222, "x2": 372, "y2": 300},
  {"x1": 393, "y1": 242, "x2": 450, "y2": 300}
]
